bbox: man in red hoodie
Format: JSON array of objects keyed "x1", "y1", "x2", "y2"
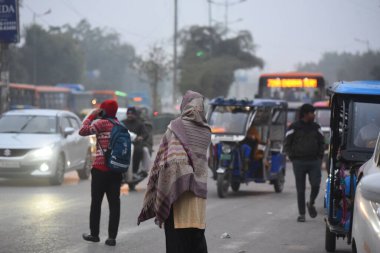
[{"x1": 79, "y1": 99, "x2": 121, "y2": 246}]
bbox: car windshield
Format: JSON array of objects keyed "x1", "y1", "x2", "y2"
[
  {"x1": 209, "y1": 106, "x2": 251, "y2": 134},
  {"x1": 0, "y1": 115, "x2": 57, "y2": 134},
  {"x1": 352, "y1": 102, "x2": 380, "y2": 149},
  {"x1": 315, "y1": 109, "x2": 330, "y2": 127}
]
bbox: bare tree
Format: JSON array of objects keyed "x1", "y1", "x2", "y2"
[{"x1": 134, "y1": 45, "x2": 171, "y2": 112}]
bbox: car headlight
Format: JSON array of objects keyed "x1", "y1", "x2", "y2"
[
  {"x1": 221, "y1": 144, "x2": 231, "y2": 154},
  {"x1": 30, "y1": 146, "x2": 54, "y2": 158}
]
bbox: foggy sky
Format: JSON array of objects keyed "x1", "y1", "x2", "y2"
[{"x1": 20, "y1": 0, "x2": 380, "y2": 72}]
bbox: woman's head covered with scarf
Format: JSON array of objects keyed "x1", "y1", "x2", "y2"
[{"x1": 179, "y1": 90, "x2": 208, "y2": 127}]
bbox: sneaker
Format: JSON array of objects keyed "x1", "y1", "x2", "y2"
[
  {"x1": 82, "y1": 233, "x2": 100, "y2": 242},
  {"x1": 307, "y1": 202, "x2": 317, "y2": 218},
  {"x1": 297, "y1": 215, "x2": 306, "y2": 222},
  {"x1": 105, "y1": 238, "x2": 116, "y2": 246}
]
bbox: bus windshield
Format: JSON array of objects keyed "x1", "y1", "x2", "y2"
[{"x1": 258, "y1": 72, "x2": 325, "y2": 103}]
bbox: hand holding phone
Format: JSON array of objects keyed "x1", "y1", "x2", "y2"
[{"x1": 90, "y1": 108, "x2": 104, "y2": 118}]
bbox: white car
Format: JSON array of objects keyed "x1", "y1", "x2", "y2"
[
  {"x1": 351, "y1": 134, "x2": 380, "y2": 253},
  {"x1": 0, "y1": 109, "x2": 93, "y2": 185}
]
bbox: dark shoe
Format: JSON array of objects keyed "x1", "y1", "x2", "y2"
[
  {"x1": 132, "y1": 173, "x2": 141, "y2": 181},
  {"x1": 105, "y1": 238, "x2": 116, "y2": 246},
  {"x1": 297, "y1": 215, "x2": 306, "y2": 222},
  {"x1": 307, "y1": 202, "x2": 317, "y2": 218},
  {"x1": 138, "y1": 171, "x2": 148, "y2": 178},
  {"x1": 82, "y1": 233, "x2": 100, "y2": 242}
]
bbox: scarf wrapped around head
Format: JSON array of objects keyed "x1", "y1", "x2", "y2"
[{"x1": 137, "y1": 90, "x2": 211, "y2": 226}]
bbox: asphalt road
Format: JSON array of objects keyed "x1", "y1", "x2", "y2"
[{"x1": 0, "y1": 139, "x2": 352, "y2": 253}]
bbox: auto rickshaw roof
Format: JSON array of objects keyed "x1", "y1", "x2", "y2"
[
  {"x1": 209, "y1": 97, "x2": 287, "y2": 108},
  {"x1": 328, "y1": 81, "x2": 380, "y2": 96}
]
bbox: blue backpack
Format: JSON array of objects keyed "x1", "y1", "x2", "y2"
[{"x1": 99, "y1": 118, "x2": 131, "y2": 173}]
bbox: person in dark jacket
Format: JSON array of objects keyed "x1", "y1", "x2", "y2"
[
  {"x1": 79, "y1": 100, "x2": 122, "y2": 246},
  {"x1": 122, "y1": 107, "x2": 149, "y2": 178},
  {"x1": 284, "y1": 103, "x2": 325, "y2": 222}
]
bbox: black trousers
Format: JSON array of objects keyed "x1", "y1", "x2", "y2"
[
  {"x1": 164, "y1": 208, "x2": 208, "y2": 253},
  {"x1": 132, "y1": 142, "x2": 143, "y2": 173},
  {"x1": 292, "y1": 159, "x2": 322, "y2": 215},
  {"x1": 89, "y1": 169, "x2": 122, "y2": 239}
]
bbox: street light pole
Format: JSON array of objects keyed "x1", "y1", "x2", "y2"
[
  {"x1": 208, "y1": 0, "x2": 213, "y2": 27},
  {"x1": 32, "y1": 9, "x2": 51, "y2": 85},
  {"x1": 173, "y1": 0, "x2": 178, "y2": 107},
  {"x1": 354, "y1": 38, "x2": 371, "y2": 52},
  {"x1": 209, "y1": 0, "x2": 246, "y2": 31}
]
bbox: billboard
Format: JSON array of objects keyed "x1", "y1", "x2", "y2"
[{"x1": 0, "y1": 0, "x2": 19, "y2": 43}]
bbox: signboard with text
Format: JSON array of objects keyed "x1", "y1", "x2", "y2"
[{"x1": 0, "y1": 0, "x2": 19, "y2": 43}]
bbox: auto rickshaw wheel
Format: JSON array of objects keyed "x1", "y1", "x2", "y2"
[
  {"x1": 273, "y1": 170, "x2": 285, "y2": 193},
  {"x1": 128, "y1": 183, "x2": 136, "y2": 191},
  {"x1": 325, "y1": 223, "x2": 336, "y2": 252},
  {"x1": 217, "y1": 173, "x2": 230, "y2": 198},
  {"x1": 231, "y1": 180, "x2": 240, "y2": 192}
]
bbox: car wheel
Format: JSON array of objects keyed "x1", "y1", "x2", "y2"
[
  {"x1": 273, "y1": 170, "x2": 285, "y2": 193},
  {"x1": 77, "y1": 151, "x2": 92, "y2": 180},
  {"x1": 50, "y1": 155, "x2": 65, "y2": 186},
  {"x1": 325, "y1": 223, "x2": 336, "y2": 252}
]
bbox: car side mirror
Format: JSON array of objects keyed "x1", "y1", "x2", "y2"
[
  {"x1": 63, "y1": 127, "x2": 75, "y2": 137},
  {"x1": 360, "y1": 173, "x2": 380, "y2": 203}
]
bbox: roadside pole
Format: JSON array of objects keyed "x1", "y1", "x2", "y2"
[{"x1": 0, "y1": 0, "x2": 20, "y2": 113}]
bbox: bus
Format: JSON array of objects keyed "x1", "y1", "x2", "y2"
[
  {"x1": 126, "y1": 91, "x2": 152, "y2": 114},
  {"x1": 56, "y1": 84, "x2": 93, "y2": 116},
  {"x1": 257, "y1": 72, "x2": 326, "y2": 125},
  {"x1": 34, "y1": 86, "x2": 71, "y2": 110},
  {"x1": 9, "y1": 83, "x2": 36, "y2": 109},
  {"x1": 91, "y1": 90, "x2": 128, "y2": 108}
]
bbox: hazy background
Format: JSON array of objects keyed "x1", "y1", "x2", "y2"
[{"x1": 20, "y1": 0, "x2": 380, "y2": 72}]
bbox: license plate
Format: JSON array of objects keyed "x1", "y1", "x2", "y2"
[
  {"x1": 0, "y1": 161, "x2": 20, "y2": 168},
  {"x1": 220, "y1": 154, "x2": 231, "y2": 160}
]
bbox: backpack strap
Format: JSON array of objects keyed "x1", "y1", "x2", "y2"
[{"x1": 106, "y1": 118, "x2": 118, "y2": 125}]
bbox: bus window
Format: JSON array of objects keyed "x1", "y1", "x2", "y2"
[{"x1": 9, "y1": 83, "x2": 35, "y2": 109}]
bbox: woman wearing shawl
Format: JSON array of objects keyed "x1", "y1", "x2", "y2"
[{"x1": 138, "y1": 90, "x2": 211, "y2": 253}]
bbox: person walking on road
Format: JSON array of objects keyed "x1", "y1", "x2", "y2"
[
  {"x1": 79, "y1": 100, "x2": 122, "y2": 246},
  {"x1": 284, "y1": 103, "x2": 325, "y2": 222},
  {"x1": 137, "y1": 90, "x2": 211, "y2": 253}
]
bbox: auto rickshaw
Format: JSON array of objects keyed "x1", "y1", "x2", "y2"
[
  {"x1": 313, "y1": 100, "x2": 331, "y2": 167},
  {"x1": 324, "y1": 80, "x2": 380, "y2": 252},
  {"x1": 207, "y1": 97, "x2": 288, "y2": 198}
]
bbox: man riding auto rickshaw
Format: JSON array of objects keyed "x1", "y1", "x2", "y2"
[{"x1": 207, "y1": 98, "x2": 288, "y2": 198}]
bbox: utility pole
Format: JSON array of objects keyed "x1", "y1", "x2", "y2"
[
  {"x1": 224, "y1": 0, "x2": 229, "y2": 29},
  {"x1": 207, "y1": 0, "x2": 212, "y2": 27},
  {"x1": 0, "y1": 0, "x2": 20, "y2": 113},
  {"x1": 173, "y1": 0, "x2": 178, "y2": 107},
  {"x1": 32, "y1": 9, "x2": 51, "y2": 85}
]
